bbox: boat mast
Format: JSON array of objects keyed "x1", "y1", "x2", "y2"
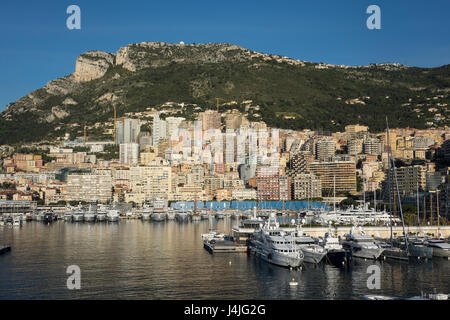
[
  {"x1": 437, "y1": 189, "x2": 440, "y2": 238},
  {"x1": 333, "y1": 175, "x2": 336, "y2": 213},
  {"x1": 374, "y1": 188, "x2": 376, "y2": 212},
  {"x1": 363, "y1": 175, "x2": 366, "y2": 208},
  {"x1": 386, "y1": 118, "x2": 393, "y2": 243},
  {"x1": 416, "y1": 181, "x2": 420, "y2": 226},
  {"x1": 387, "y1": 118, "x2": 409, "y2": 251}
]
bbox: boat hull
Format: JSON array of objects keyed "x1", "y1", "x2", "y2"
[
  {"x1": 72, "y1": 215, "x2": 84, "y2": 222},
  {"x1": 326, "y1": 250, "x2": 352, "y2": 266},
  {"x1": 84, "y1": 215, "x2": 96, "y2": 222},
  {"x1": 167, "y1": 212, "x2": 176, "y2": 220},
  {"x1": 249, "y1": 241, "x2": 303, "y2": 268},
  {"x1": 345, "y1": 245, "x2": 384, "y2": 260},
  {"x1": 300, "y1": 246, "x2": 327, "y2": 264},
  {"x1": 176, "y1": 214, "x2": 189, "y2": 222},
  {"x1": 43, "y1": 214, "x2": 54, "y2": 223},
  {"x1": 431, "y1": 248, "x2": 450, "y2": 258},
  {"x1": 408, "y1": 245, "x2": 433, "y2": 259},
  {"x1": 151, "y1": 213, "x2": 167, "y2": 221},
  {"x1": 382, "y1": 248, "x2": 409, "y2": 261}
]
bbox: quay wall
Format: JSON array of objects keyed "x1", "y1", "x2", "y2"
[{"x1": 302, "y1": 226, "x2": 450, "y2": 238}]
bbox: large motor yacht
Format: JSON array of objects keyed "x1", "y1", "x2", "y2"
[{"x1": 248, "y1": 213, "x2": 304, "y2": 268}]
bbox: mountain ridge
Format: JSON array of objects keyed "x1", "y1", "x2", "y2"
[{"x1": 1, "y1": 42, "x2": 449, "y2": 145}]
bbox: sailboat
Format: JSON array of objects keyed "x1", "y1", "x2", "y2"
[
  {"x1": 380, "y1": 118, "x2": 411, "y2": 261},
  {"x1": 381, "y1": 118, "x2": 433, "y2": 260}
]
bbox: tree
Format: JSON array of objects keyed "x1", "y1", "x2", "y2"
[{"x1": 340, "y1": 197, "x2": 358, "y2": 208}]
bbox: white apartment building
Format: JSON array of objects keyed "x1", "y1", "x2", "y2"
[
  {"x1": 126, "y1": 166, "x2": 172, "y2": 203},
  {"x1": 120, "y1": 143, "x2": 139, "y2": 165},
  {"x1": 152, "y1": 113, "x2": 167, "y2": 146},
  {"x1": 232, "y1": 188, "x2": 257, "y2": 201},
  {"x1": 66, "y1": 172, "x2": 112, "y2": 203}
]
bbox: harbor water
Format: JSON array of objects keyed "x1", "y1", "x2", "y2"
[{"x1": 0, "y1": 219, "x2": 449, "y2": 299}]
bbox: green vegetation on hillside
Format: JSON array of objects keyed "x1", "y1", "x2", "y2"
[{"x1": 1, "y1": 46, "x2": 449, "y2": 145}]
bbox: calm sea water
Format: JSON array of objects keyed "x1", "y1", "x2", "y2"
[{"x1": 0, "y1": 219, "x2": 449, "y2": 300}]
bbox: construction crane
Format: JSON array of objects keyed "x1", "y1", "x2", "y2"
[{"x1": 216, "y1": 98, "x2": 225, "y2": 113}]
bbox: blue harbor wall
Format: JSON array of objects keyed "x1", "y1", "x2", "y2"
[{"x1": 170, "y1": 201, "x2": 328, "y2": 211}]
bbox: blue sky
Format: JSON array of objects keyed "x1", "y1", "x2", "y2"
[{"x1": 0, "y1": 0, "x2": 449, "y2": 111}]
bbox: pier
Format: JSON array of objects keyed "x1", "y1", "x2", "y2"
[{"x1": 203, "y1": 240, "x2": 247, "y2": 253}]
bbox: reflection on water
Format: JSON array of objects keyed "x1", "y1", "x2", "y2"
[{"x1": 0, "y1": 220, "x2": 449, "y2": 299}]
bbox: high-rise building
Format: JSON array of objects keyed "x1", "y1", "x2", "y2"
[
  {"x1": 166, "y1": 117, "x2": 185, "y2": 140},
  {"x1": 348, "y1": 138, "x2": 363, "y2": 155},
  {"x1": 293, "y1": 173, "x2": 322, "y2": 200},
  {"x1": 139, "y1": 134, "x2": 152, "y2": 150},
  {"x1": 288, "y1": 152, "x2": 314, "y2": 177},
  {"x1": 363, "y1": 137, "x2": 383, "y2": 155},
  {"x1": 426, "y1": 171, "x2": 443, "y2": 191},
  {"x1": 197, "y1": 110, "x2": 221, "y2": 131},
  {"x1": 309, "y1": 160, "x2": 356, "y2": 194},
  {"x1": 315, "y1": 138, "x2": 336, "y2": 161},
  {"x1": 384, "y1": 165, "x2": 427, "y2": 197},
  {"x1": 116, "y1": 118, "x2": 140, "y2": 144},
  {"x1": 152, "y1": 113, "x2": 167, "y2": 146},
  {"x1": 256, "y1": 166, "x2": 285, "y2": 201}
]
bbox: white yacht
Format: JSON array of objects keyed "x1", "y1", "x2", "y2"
[
  {"x1": 13, "y1": 215, "x2": 22, "y2": 227},
  {"x1": 176, "y1": 208, "x2": 190, "y2": 222},
  {"x1": 140, "y1": 203, "x2": 152, "y2": 221},
  {"x1": 83, "y1": 204, "x2": 96, "y2": 222},
  {"x1": 63, "y1": 212, "x2": 73, "y2": 222},
  {"x1": 248, "y1": 213, "x2": 304, "y2": 268},
  {"x1": 72, "y1": 210, "x2": 84, "y2": 222},
  {"x1": 96, "y1": 210, "x2": 107, "y2": 222},
  {"x1": 342, "y1": 226, "x2": 385, "y2": 259},
  {"x1": 106, "y1": 209, "x2": 120, "y2": 222},
  {"x1": 83, "y1": 212, "x2": 96, "y2": 222},
  {"x1": 291, "y1": 223, "x2": 327, "y2": 264},
  {"x1": 167, "y1": 208, "x2": 176, "y2": 220},
  {"x1": 151, "y1": 198, "x2": 168, "y2": 222}
]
